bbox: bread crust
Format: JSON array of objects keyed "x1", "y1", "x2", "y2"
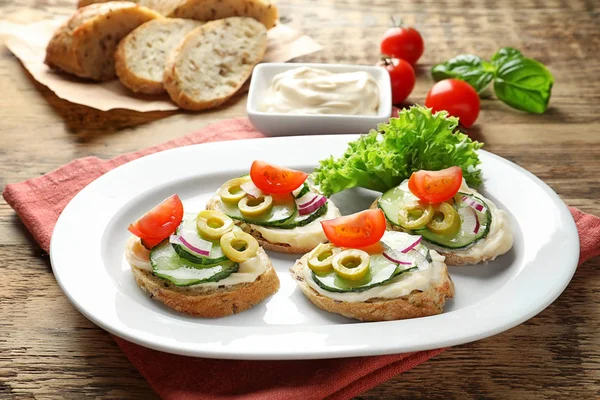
[
  {"x1": 132, "y1": 248, "x2": 280, "y2": 317},
  {"x1": 290, "y1": 254, "x2": 454, "y2": 322},
  {"x1": 168, "y1": 0, "x2": 278, "y2": 29},
  {"x1": 205, "y1": 196, "x2": 321, "y2": 254},
  {"x1": 45, "y1": 2, "x2": 161, "y2": 81},
  {"x1": 115, "y1": 18, "x2": 203, "y2": 94},
  {"x1": 163, "y1": 17, "x2": 266, "y2": 111}
]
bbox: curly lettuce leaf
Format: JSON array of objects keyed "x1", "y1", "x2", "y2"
[{"x1": 313, "y1": 106, "x2": 483, "y2": 196}]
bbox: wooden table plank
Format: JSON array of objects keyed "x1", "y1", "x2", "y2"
[{"x1": 1, "y1": 0, "x2": 599, "y2": 399}]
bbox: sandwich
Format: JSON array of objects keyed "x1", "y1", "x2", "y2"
[
  {"x1": 290, "y1": 209, "x2": 454, "y2": 321},
  {"x1": 125, "y1": 194, "x2": 279, "y2": 317},
  {"x1": 376, "y1": 167, "x2": 513, "y2": 265},
  {"x1": 206, "y1": 161, "x2": 342, "y2": 254}
]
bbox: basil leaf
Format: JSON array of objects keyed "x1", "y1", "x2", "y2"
[
  {"x1": 491, "y1": 47, "x2": 523, "y2": 67},
  {"x1": 493, "y1": 56, "x2": 554, "y2": 114},
  {"x1": 431, "y1": 54, "x2": 496, "y2": 93}
]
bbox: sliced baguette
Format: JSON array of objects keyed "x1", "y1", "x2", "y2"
[
  {"x1": 168, "y1": 0, "x2": 278, "y2": 29},
  {"x1": 290, "y1": 253, "x2": 455, "y2": 322},
  {"x1": 163, "y1": 17, "x2": 267, "y2": 111},
  {"x1": 77, "y1": 0, "x2": 181, "y2": 15},
  {"x1": 132, "y1": 247, "x2": 280, "y2": 318},
  {"x1": 45, "y1": 2, "x2": 162, "y2": 81},
  {"x1": 115, "y1": 18, "x2": 203, "y2": 94}
]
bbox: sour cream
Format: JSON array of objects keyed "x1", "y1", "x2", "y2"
[{"x1": 260, "y1": 67, "x2": 380, "y2": 115}]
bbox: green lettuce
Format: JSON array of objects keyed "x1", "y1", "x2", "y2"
[{"x1": 312, "y1": 106, "x2": 483, "y2": 196}]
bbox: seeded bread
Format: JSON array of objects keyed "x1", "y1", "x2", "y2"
[
  {"x1": 115, "y1": 18, "x2": 203, "y2": 94},
  {"x1": 132, "y1": 247, "x2": 280, "y2": 317},
  {"x1": 45, "y1": 2, "x2": 162, "y2": 81},
  {"x1": 163, "y1": 17, "x2": 267, "y2": 111},
  {"x1": 168, "y1": 0, "x2": 278, "y2": 29},
  {"x1": 77, "y1": 0, "x2": 181, "y2": 15},
  {"x1": 290, "y1": 253, "x2": 455, "y2": 322}
]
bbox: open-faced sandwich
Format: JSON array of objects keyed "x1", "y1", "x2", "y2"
[
  {"x1": 206, "y1": 161, "x2": 341, "y2": 253},
  {"x1": 290, "y1": 209, "x2": 454, "y2": 321},
  {"x1": 376, "y1": 167, "x2": 513, "y2": 265},
  {"x1": 125, "y1": 194, "x2": 279, "y2": 317}
]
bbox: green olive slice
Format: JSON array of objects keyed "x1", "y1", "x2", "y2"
[
  {"x1": 307, "y1": 243, "x2": 340, "y2": 273},
  {"x1": 196, "y1": 210, "x2": 234, "y2": 240},
  {"x1": 220, "y1": 230, "x2": 259, "y2": 263},
  {"x1": 427, "y1": 202, "x2": 460, "y2": 235},
  {"x1": 332, "y1": 249, "x2": 370, "y2": 281},
  {"x1": 238, "y1": 194, "x2": 273, "y2": 217},
  {"x1": 219, "y1": 177, "x2": 251, "y2": 204},
  {"x1": 397, "y1": 202, "x2": 434, "y2": 230}
]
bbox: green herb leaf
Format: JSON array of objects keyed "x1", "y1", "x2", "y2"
[
  {"x1": 312, "y1": 106, "x2": 484, "y2": 196},
  {"x1": 491, "y1": 47, "x2": 523, "y2": 67},
  {"x1": 431, "y1": 54, "x2": 496, "y2": 93},
  {"x1": 494, "y1": 56, "x2": 554, "y2": 114}
]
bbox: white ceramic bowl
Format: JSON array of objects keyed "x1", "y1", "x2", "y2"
[{"x1": 246, "y1": 63, "x2": 392, "y2": 136}]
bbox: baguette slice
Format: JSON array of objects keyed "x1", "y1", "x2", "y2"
[
  {"x1": 168, "y1": 0, "x2": 278, "y2": 29},
  {"x1": 77, "y1": 0, "x2": 181, "y2": 15},
  {"x1": 133, "y1": 247, "x2": 280, "y2": 317},
  {"x1": 163, "y1": 17, "x2": 267, "y2": 111},
  {"x1": 45, "y1": 2, "x2": 162, "y2": 81},
  {"x1": 115, "y1": 18, "x2": 203, "y2": 94},
  {"x1": 290, "y1": 252, "x2": 455, "y2": 322}
]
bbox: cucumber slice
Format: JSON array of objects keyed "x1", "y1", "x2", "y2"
[
  {"x1": 172, "y1": 218, "x2": 228, "y2": 265},
  {"x1": 218, "y1": 194, "x2": 296, "y2": 227},
  {"x1": 293, "y1": 183, "x2": 310, "y2": 199},
  {"x1": 378, "y1": 181, "x2": 492, "y2": 249},
  {"x1": 312, "y1": 254, "x2": 417, "y2": 293},
  {"x1": 150, "y1": 240, "x2": 238, "y2": 286},
  {"x1": 269, "y1": 202, "x2": 328, "y2": 229}
]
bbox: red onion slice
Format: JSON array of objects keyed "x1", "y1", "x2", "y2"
[
  {"x1": 458, "y1": 206, "x2": 480, "y2": 234},
  {"x1": 461, "y1": 195, "x2": 485, "y2": 212},
  {"x1": 401, "y1": 236, "x2": 422, "y2": 253},
  {"x1": 298, "y1": 196, "x2": 327, "y2": 216},
  {"x1": 382, "y1": 251, "x2": 413, "y2": 265},
  {"x1": 240, "y1": 181, "x2": 263, "y2": 199},
  {"x1": 170, "y1": 234, "x2": 211, "y2": 256},
  {"x1": 295, "y1": 192, "x2": 319, "y2": 208}
]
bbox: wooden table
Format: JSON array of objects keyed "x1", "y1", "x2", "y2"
[{"x1": 1, "y1": 0, "x2": 598, "y2": 398}]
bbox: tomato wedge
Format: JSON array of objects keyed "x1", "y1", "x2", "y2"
[
  {"x1": 408, "y1": 167, "x2": 463, "y2": 203},
  {"x1": 127, "y1": 194, "x2": 184, "y2": 249},
  {"x1": 250, "y1": 160, "x2": 308, "y2": 194},
  {"x1": 321, "y1": 209, "x2": 386, "y2": 248}
]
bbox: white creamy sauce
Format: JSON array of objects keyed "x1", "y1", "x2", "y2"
[
  {"x1": 260, "y1": 67, "x2": 380, "y2": 115},
  {"x1": 250, "y1": 200, "x2": 341, "y2": 249},
  {"x1": 125, "y1": 236, "x2": 266, "y2": 287},
  {"x1": 303, "y1": 250, "x2": 447, "y2": 302}
]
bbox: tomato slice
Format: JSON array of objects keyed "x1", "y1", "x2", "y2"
[
  {"x1": 127, "y1": 194, "x2": 184, "y2": 249},
  {"x1": 321, "y1": 209, "x2": 387, "y2": 248},
  {"x1": 408, "y1": 167, "x2": 463, "y2": 203},
  {"x1": 250, "y1": 160, "x2": 308, "y2": 194}
]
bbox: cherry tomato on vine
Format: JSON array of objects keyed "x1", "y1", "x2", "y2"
[
  {"x1": 377, "y1": 57, "x2": 415, "y2": 104},
  {"x1": 380, "y1": 17, "x2": 424, "y2": 65},
  {"x1": 425, "y1": 79, "x2": 481, "y2": 128}
]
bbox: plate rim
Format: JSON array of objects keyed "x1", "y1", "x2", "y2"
[{"x1": 49, "y1": 135, "x2": 580, "y2": 360}]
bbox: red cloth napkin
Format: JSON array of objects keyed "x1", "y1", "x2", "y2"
[{"x1": 3, "y1": 118, "x2": 599, "y2": 400}]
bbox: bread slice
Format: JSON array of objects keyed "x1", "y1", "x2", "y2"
[
  {"x1": 163, "y1": 17, "x2": 267, "y2": 111},
  {"x1": 45, "y1": 2, "x2": 162, "y2": 81},
  {"x1": 77, "y1": 0, "x2": 181, "y2": 15},
  {"x1": 290, "y1": 253, "x2": 455, "y2": 322},
  {"x1": 132, "y1": 247, "x2": 280, "y2": 317},
  {"x1": 115, "y1": 18, "x2": 203, "y2": 94},
  {"x1": 168, "y1": 0, "x2": 278, "y2": 29}
]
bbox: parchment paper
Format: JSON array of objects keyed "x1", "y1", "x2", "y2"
[{"x1": 0, "y1": 19, "x2": 323, "y2": 111}]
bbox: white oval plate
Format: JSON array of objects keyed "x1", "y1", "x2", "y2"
[{"x1": 50, "y1": 135, "x2": 579, "y2": 360}]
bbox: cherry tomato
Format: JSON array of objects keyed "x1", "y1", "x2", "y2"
[
  {"x1": 321, "y1": 209, "x2": 387, "y2": 248},
  {"x1": 250, "y1": 160, "x2": 308, "y2": 194},
  {"x1": 425, "y1": 79, "x2": 480, "y2": 128},
  {"x1": 128, "y1": 194, "x2": 184, "y2": 249},
  {"x1": 377, "y1": 57, "x2": 415, "y2": 104},
  {"x1": 380, "y1": 19, "x2": 424, "y2": 65},
  {"x1": 408, "y1": 167, "x2": 463, "y2": 203}
]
